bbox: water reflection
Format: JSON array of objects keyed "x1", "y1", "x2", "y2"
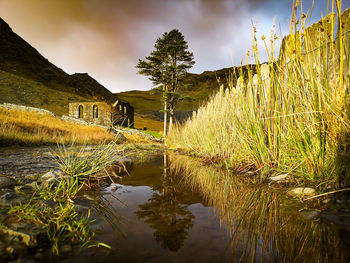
[
  {"x1": 168, "y1": 153, "x2": 350, "y2": 263},
  {"x1": 136, "y1": 153, "x2": 194, "y2": 251}
]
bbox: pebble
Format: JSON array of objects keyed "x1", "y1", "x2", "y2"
[
  {"x1": 269, "y1": 173, "x2": 289, "y2": 183},
  {"x1": 287, "y1": 187, "x2": 316, "y2": 197}
]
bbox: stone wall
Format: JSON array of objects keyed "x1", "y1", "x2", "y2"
[
  {"x1": 0, "y1": 103, "x2": 55, "y2": 116},
  {"x1": 69, "y1": 102, "x2": 112, "y2": 127}
]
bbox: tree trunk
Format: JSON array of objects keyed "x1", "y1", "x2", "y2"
[
  {"x1": 163, "y1": 84, "x2": 168, "y2": 137},
  {"x1": 169, "y1": 104, "x2": 174, "y2": 134}
]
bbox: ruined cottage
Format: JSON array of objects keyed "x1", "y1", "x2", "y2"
[{"x1": 69, "y1": 100, "x2": 134, "y2": 128}]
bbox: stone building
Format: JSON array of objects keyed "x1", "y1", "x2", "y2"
[
  {"x1": 69, "y1": 100, "x2": 134, "y2": 128},
  {"x1": 112, "y1": 100, "x2": 134, "y2": 127}
]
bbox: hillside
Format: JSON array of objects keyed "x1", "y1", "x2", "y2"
[
  {"x1": 0, "y1": 17, "x2": 116, "y2": 115},
  {"x1": 116, "y1": 65, "x2": 257, "y2": 121}
]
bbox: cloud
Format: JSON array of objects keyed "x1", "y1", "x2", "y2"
[{"x1": 0, "y1": 0, "x2": 344, "y2": 92}]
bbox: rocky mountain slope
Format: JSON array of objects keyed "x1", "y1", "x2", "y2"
[{"x1": 0, "y1": 17, "x2": 116, "y2": 115}]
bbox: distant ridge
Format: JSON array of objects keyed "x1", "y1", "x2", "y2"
[{"x1": 115, "y1": 65, "x2": 257, "y2": 121}]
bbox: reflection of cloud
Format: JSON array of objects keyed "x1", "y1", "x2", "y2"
[{"x1": 0, "y1": 0, "x2": 340, "y2": 92}]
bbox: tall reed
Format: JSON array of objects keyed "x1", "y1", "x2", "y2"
[{"x1": 167, "y1": 1, "x2": 350, "y2": 188}]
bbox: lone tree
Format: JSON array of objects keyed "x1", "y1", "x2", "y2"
[{"x1": 136, "y1": 29, "x2": 195, "y2": 136}]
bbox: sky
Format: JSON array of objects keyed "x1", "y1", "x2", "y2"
[{"x1": 0, "y1": 0, "x2": 349, "y2": 92}]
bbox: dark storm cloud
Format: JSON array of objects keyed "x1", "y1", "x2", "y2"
[{"x1": 0, "y1": 0, "x2": 347, "y2": 92}]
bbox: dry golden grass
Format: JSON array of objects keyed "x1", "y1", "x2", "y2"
[
  {"x1": 123, "y1": 133, "x2": 152, "y2": 143},
  {"x1": 133, "y1": 114, "x2": 163, "y2": 133},
  {"x1": 0, "y1": 107, "x2": 116, "y2": 146}
]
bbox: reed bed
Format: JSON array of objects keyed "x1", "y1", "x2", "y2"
[
  {"x1": 0, "y1": 107, "x2": 115, "y2": 145},
  {"x1": 167, "y1": 1, "x2": 350, "y2": 189}
]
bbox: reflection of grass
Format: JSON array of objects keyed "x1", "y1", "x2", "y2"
[
  {"x1": 169, "y1": 153, "x2": 346, "y2": 262},
  {"x1": 0, "y1": 107, "x2": 115, "y2": 146}
]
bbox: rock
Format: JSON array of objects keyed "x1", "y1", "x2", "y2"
[
  {"x1": 0, "y1": 103, "x2": 55, "y2": 116},
  {"x1": 39, "y1": 170, "x2": 62, "y2": 182},
  {"x1": 287, "y1": 187, "x2": 316, "y2": 197},
  {"x1": 6, "y1": 242, "x2": 27, "y2": 258},
  {"x1": 300, "y1": 210, "x2": 320, "y2": 220},
  {"x1": 60, "y1": 244, "x2": 72, "y2": 254},
  {"x1": 0, "y1": 241, "x2": 6, "y2": 261},
  {"x1": 83, "y1": 194, "x2": 95, "y2": 201},
  {"x1": 0, "y1": 176, "x2": 16, "y2": 188},
  {"x1": 39, "y1": 170, "x2": 63, "y2": 188},
  {"x1": 1, "y1": 223, "x2": 46, "y2": 247},
  {"x1": 73, "y1": 204, "x2": 90, "y2": 216},
  {"x1": 14, "y1": 184, "x2": 36, "y2": 194},
  {"x1": 0, "y1": 192, "x2": 28, "y2": 206},
  {"x1": 269, "y1": 174, "x2": 289, "y2": 183},
  {"x1": 322, "y1": 198, "x2": 331, "y2": 204}
]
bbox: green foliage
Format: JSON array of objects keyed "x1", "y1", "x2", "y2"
[
  {"x1": 39, "y1": 176, "x2": 84, "y2": 203},
  {"x1": 140, "y1": 130, "x2": 163, "y2": 138},
  {"x1": 136, "y1": 29, "x2": 195, "y2": 133},
  {"x1": 55, "y1": 141, "x2": 122, "y2": 179}
]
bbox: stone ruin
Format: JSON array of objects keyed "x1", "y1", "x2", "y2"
[{"x1": 69, "y1": 100, "x2": 134, "y2": 128}]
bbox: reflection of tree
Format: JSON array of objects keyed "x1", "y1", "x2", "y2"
[{"x1": 136, "y1": 153, "x2": 194, "y2": 251}]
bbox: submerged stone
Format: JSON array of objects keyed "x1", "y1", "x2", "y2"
[
  {"x1": 300, "y1": 210, "x2": 320, "y2": 220},
  {"x1": 60, "y1": 244, "x2": 72, "y2": 254},
  {"x1": 0, "y1": 176, "x2": 16, "y2": 188},
  {"x1": 287, "y1": 187, "x2": 316, "y2": 197}
]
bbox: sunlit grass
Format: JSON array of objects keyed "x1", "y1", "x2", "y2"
[
  {"x1": 167, "y1": 1, "x2": 350, "y2": 190},
  {"x1": 0, "y1": 107, "x2": 116, "y2": 146},
  {"x1": 133, "y1": 114, "x2": 164, "y2": 133}
]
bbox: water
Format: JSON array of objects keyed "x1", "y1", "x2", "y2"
[
  {"x1": 67, "y1": 157, "x2": 232, "y2": 263},
  {"x1": 6, "y1": 151, "x2": 346, "y2": 263}
]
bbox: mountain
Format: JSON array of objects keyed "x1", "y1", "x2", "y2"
[
  {"x1": 115, "y1": 64, "x2": 257, "y2": 121},
  {"x1": 0, "y1": 17, "x2": 116, "y2": 115}
]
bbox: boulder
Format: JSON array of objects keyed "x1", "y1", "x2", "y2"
[{"x1": 287, "y1": 187, "x2": 316, "y2": 197}]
